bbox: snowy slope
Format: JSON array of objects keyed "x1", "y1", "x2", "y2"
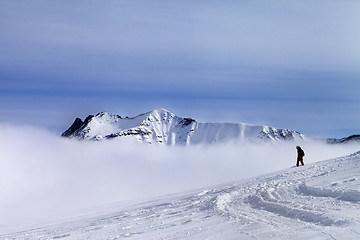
[
  {"x1": 62, "y1": 108, "x2": 306, "y2": 145},
  {"x1": 2, "y1": 151, "x2": 359, "y2": 240}
]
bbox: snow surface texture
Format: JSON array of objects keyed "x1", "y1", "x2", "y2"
[
  {"x1": 62, "y1": 109, "x2": 306, "y2": 145},
  {"x1": 2, "y1": 151, "x2": 359, "y2": 240}
]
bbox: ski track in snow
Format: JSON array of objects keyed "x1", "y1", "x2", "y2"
[{"x1": 1, "y1": 152, "x2": 360, "y2": 240}]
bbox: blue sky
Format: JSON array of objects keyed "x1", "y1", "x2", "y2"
[{"x1": 1, "y1": 0, "x2": 359, "y2": 138}]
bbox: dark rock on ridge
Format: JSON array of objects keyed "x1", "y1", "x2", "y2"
[{"x1": 61, "y1": 118, "x2": 83, "y2": 137}]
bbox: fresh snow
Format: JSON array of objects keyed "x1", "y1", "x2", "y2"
[{"x1": 2, "y1": 151, "x2": 359, "y2": 240}]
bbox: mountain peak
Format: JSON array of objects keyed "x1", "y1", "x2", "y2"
[
  {"x1": 143, "y1": 108, "x2": 175, "y2": 118},
  {"x1": 152, "y1": 108, "x2": 172, "y2": 114}
]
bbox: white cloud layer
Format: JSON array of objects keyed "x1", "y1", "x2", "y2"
[{"x1": 0, "y1": 124, "x2": 359, "y2": 233}]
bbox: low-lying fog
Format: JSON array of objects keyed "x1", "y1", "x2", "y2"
[{"x1": 0, "y1": 123, "x2": 358, "y2": 233}]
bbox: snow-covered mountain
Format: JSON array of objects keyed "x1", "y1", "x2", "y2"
[
  {"x1": 326, "y1": 135, "x2": 360, "y2": 144},
  {"x1": 62, "y1": 109, "x2": 306, "y2": 145},
  {"x1": 3, "y1": 151, "x2": 359, "y2": 239}
]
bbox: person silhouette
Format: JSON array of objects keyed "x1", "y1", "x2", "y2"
[{"x1": 296, "y1": 146, "x2": 305, "y2": 167}]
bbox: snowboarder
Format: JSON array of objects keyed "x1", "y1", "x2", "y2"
[{"x1": 296, "y1": 146, "x2": 305, "y2": 167}]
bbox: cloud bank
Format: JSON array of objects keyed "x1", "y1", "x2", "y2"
[{"x1": 0, "y1": 123, "x2": 359, "y2": 233}]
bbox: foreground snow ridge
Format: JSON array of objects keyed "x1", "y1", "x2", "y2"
[
  {"x1": 3, "y1": 151, "x2": 359, "y2": 239},
  {"x1": 62, "y1": 108, "x2": 305, "y2": 145}
]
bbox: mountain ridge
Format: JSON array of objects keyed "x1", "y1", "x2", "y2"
[
  {"x1": 325, "y1": 135, "x2": 360, "y2": 144},
  {"x1": 61, "y1": 108, "x2": 308, "y2": 145}
]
